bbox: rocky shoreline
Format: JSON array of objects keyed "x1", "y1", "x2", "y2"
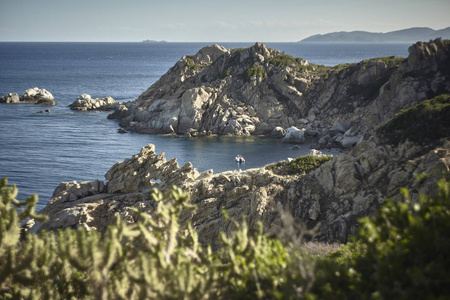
[
  {"x1": 106, "y1": 39, "x2": 450, "y2": 149},
  {"x1": 25, "y1": 39, "x2": 450, "y2": 245}
]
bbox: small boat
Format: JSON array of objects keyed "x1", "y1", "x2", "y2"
[{"x1": 235, "y1": 155, "x2": 245, "y2": 163}]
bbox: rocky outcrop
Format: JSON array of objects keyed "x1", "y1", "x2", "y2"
[
  {"x1": 1, "y1": 88, "x2": 56, "y2": 105},
  {"x1": 20, "y1": 87, "x2": 56, "y2": 105},
  {"x1": 32, "y1": 39, "x2": 450, "y2": 249},
  {"x1": 33, "y1": 136, "x2": 450, "y2": 247},
  {"x1": 0, "y1": 93, "x2": 20, "y2": 103},
  {"x1": 109, "y1": 39, "x2": 450, "y2": 149},
  {"x1": 69, "y1": 94, "x2": 117, "y2": 111}
]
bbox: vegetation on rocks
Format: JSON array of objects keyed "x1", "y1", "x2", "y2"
[
  {"x1": 245, "y1": 64, "x2": 267, "y2": 80},
  {"x1": 378, "y1": 94, "x2": 450, "y2": 145},
  {"x1": 185, "y1": 57, "x2": 203, "y2": 70},
  {"x1": 266, "y1": 53, "x2": 302, "y2": 69},
  {"x1": 311, "y1": 177, "x2": 450, "y2": 299},
  {"x1": 266, "y1": 154, "x2": 333, "y2": 175},
  {"x1": 1, "y1": 176, "x2": 450, "y2": 299}
]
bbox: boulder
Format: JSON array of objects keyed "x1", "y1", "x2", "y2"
[
  {"x1": 70, "y1": 94, "x2": 117, "y2": 111},
  {"x1": 36, "y1": 109, "x2": 51, "y2": 113},
  {"x1": 0, "y1": 93, "x2": 20, "y2": 103},
  {"x1": 20, "y1": 87, "x2": 54, "y2": 103},
  {"x1": 283, "y1": 126, "x2": 305, "y2": 143},
  {"x1": 271, "y1": 126, "x2": 286, "y2": 138}
]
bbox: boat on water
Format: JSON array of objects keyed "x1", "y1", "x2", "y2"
[{"x1": 235, "y1": 155, "x2": 245, "y2": 163}]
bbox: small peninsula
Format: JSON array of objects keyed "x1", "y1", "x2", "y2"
[{"x1": 300, "y1": 26, "x2": 450, "y2": 43}]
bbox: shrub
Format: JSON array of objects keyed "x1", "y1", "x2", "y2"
[
  {"x1": 378, "y1": 94, "x2": 450, "y2": 145},
  {"x1": 0, "y1": 178, "x2": 312, "y2": 299},
  {"x1": 266, "y1": 154, "x2": 333, "y2": 175},
  {"x1": 310, "y1": 177, "x2": 450, "y2": 299},
  {"x1": 266, "y1": 53, "x2": 299, "y2": 69},
  {"x1": 2, "y1": 175, "x2": 449, "y2": 299},
  {"x1": 245, "y1": 65, "x2": 267, "y2": 80},
  {"x1": 185, "y1": 57, "x2": 203, "y2": 70}
]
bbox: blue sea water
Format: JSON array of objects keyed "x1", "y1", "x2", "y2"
[{"x1": 0, "y1": 42, "x2": 410, "y2": 210}]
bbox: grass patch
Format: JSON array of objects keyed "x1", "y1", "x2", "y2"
[
  {"x1": 266, "y1": 154, "x2": 333, "y2": 175},
  {"x1": 377, "y1": 94, "x2": 450, "y2": 145}
]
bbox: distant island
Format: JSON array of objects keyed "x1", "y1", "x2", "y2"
[
  {"x1": 142, "y1": 39, "x2": 168, "y2": 43},
  {"x1": 299, "y1": 27, "x2": 450, "y2": 43}
]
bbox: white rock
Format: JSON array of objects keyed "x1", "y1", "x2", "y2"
[{"x1": 283, "y1": 126, "x2": 305, "y2": 143}]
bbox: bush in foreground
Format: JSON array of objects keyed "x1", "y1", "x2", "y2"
[
  {"x1": 0, "y1": 178, "x2": 311, "y2": 299},
  {"x1": 310, "y1": 177, "x2": 450, "y2": 299},
  {"x1": 1, "y1": 176, "x2": 449, "y2": 299}
]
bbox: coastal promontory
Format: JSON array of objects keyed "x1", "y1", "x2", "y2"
[
  {"x1": 32, "y1": 39, "x2": 450, "y2": 246},
  {"x1": 109, "y1": 39, "x2": 450, "y2": 150}
]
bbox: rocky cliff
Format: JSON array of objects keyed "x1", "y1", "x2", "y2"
[
  {"x1": 32, "y1": 136, "x2": 449, "y2": 247},
  {"x1": 32, "y1": 40, "x2": 450, "y2": 247},
  {"x1": 109, "y1": 39, "x2": 450, "y2": 148}
]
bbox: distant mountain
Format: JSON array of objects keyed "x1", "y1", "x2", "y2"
[{"x1": 299, "y1": 27, "x2": 450, "y2": 43}]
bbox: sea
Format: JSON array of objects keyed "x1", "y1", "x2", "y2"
[{"x1": 0, "y1": 42, "x2": 410, "y2": 210}]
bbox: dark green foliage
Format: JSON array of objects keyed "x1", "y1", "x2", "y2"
[
  {"x1": 266, "y1": 154, "x2": 333, "y2": 175},
  {"x1": 310, "y1": 177, "x2": 450, "y2": 299},
  {"x1": 378, "y1": 94, "x2": 450, "y2": 145},
  {"x1": 266, "y1": 53, "x2": 301, "y2": 69},
  {"x1": 185, "y1": 57, "x2": 203, "y2": 70},
  {"x1": 245, "y1": 64, "x2": 267, "y2": 80}
]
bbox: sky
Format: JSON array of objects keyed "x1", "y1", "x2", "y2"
[{"x1": 0, "y1": 0, "x2": 449, "y2": 42}]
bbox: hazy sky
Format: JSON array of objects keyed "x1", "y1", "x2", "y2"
[{"x1": 1, "y1": 0, "x2": 449, "y2": 42}]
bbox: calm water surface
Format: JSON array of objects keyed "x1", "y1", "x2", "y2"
[{"x1": 0, "y1": 42, "x2": 409, "y2": 210}]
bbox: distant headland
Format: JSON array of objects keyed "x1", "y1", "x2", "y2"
[
  {"x1": 142, "y1": 39, "x2": 168, "y2": 43},
  {"x1": 299, "y1": 27, "x2": 450, "y2": 43}
]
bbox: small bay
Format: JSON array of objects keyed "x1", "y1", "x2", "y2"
[{"x1": 0, "y1": 42, "x2": 409, "y2": 210}]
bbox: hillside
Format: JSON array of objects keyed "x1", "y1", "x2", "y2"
[
  {"x1": 32, "y1": 39, "x2": 450, "y2": 247},
  {"x1": 109, "y1": 38, "x2": 450, "y2": 150},
  {"x1": 300, "y1": 27, "x2": 450, "y2": 43}
]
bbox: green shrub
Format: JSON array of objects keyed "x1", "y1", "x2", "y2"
[
  {"x1": 378, "y1": 94, "x2": 450, "y2": 145},
  {"x1": 245, "y1": 65, "x2": 267, "y2": 80},
  {"x1": 2, "y1": 175, "x2": 450, "y2": 299},
  {"x1": 266, "y1": 154, "x2": 333, "y2": 175},
  {"x1": 310, "y1": 177, "x2": 450, "y2": 299},
  {"x1": 185, "y1": 57, "x2": 203, "y2": 70},
  {"x1": 0, "y1": 178, "x2": 312, "y2": 299},
  {"x1": 266, "y1": 53, "x2": 299, "y2": 69}
]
